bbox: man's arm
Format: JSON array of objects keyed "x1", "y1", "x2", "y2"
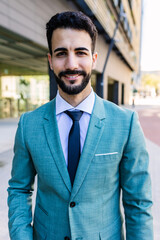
[
  {"x1": 120, "y1": 111, "x2": 153, "y2": 240},
  {"x1": 7, "y1": 114, "x2": 36, "y2": 240}
]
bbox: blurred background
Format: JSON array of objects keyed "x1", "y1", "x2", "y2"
[
  {"x1": 0, "y1": 0, "x2": 159, "y2": 239},
  {"x1": 0, "y1": 0, "x2": 160, "y2": 117}
]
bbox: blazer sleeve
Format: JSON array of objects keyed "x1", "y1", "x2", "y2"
[
  {"x1": 7, "y1": 113, "x2": 36, "y2": 240},
  {"x1": 120, "y1": 111, "x2": 153, "y2": 240}
]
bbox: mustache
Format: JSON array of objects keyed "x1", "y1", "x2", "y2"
[{"x1": 58, "y1": 70, "x2": 86, "y2": 78}]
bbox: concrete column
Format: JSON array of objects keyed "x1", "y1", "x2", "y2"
[{"x1": 96, "y1": 73, "x2": 103, "y2": 98}]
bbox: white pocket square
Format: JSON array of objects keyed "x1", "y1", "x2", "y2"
[{"x1": 95, "y1": 152, "x2": 118, "y2": 156}]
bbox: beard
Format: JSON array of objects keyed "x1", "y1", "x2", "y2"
[{"x1": 54, "y1": 70, "x2": 91, "y2": 95}]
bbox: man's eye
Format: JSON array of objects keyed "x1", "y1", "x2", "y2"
[
  {"x1": 77, "y1": 51, "x2": 87, "y2": 56},
  {"x1": 56, "y1": 52, "x2": 67, "y2": 57}
]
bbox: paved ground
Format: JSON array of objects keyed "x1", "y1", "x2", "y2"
[
  {"x1": 137, "y1": 107, "x2": 160, "y2": 147},
  {"x1": 0, "y1": 150, "x2": 14, "y2": 240},
  {"x1": 0, "y1": 105, "x2": 160, "y2": 239},
  {"x1": 0, "y1": 118, "x2": 18, "y2": 153}
]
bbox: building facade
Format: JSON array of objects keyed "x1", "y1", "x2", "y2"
[{"x1": 0, "y1": 0, "x2": 142, "y2": 117}]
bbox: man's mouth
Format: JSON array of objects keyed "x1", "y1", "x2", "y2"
[
  {"x1": 63, "y1": 74, "x2": 80, "y2": 80},
  {"x1": 59, "y1": 70, "x2": 86, "y2": 81}
]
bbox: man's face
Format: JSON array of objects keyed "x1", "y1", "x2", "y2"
[{"x1": 48, "y1": 28, "x2": 97, "y2": 95}]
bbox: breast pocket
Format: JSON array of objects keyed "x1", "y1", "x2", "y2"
[
  {"x1": 93, "y1": 153, "x2": 119, "y2": 164},
  {"x1": 88, "y1": 153, "x2": 120, "y2": 190}
]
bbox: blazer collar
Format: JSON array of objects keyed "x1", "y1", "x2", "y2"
[
  {"x1": 92, "y1": 93, "x2": 106, "y2": 120},
  {"x1": 43, "y1": 99, "x2": 72, "y2": 192}
]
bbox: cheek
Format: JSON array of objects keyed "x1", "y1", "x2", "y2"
[
  {"x1": 52, "y1": 60, "x2": 63, "y2": 74},
  {"x1": 80, "y1": 60, "x2": 93, "y2": 72},
  {"x1": 86, "y1": 63, "x2": 94, "y2": 73}
]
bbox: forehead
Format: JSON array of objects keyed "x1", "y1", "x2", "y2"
[{"x1": 51, "y1": 28, "x2": 92, "y2": 51}]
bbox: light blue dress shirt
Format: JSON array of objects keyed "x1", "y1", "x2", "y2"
[{"x1": 56, "y1": 90, "x2": 95, "y2": 165}]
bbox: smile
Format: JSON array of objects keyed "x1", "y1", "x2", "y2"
[{"x1": 63, "y1": 74, "x2": 81, "y2": 80}]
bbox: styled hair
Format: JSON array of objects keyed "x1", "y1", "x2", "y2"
[{"x1": 46, "y1": 11, "x2": 98, "y2": 55}]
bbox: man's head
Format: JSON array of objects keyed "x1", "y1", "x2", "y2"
[
  {"x1": 46, "y1": 11, "x2": 98, "y2": 97},
  {"x1": 46, "y1": 11, "x2": 98, "y2": 55}
]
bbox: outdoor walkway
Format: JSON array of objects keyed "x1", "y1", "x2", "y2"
[{"x1": 0, "y1": 104, "x2": 159, "y2": 239}]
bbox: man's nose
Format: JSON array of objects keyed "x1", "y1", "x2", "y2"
[{"x1": 65, "y1": 54, "x2": 78, "y2": 70}]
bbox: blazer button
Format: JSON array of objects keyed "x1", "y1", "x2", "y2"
[
  {"x1": 64, "y1": 237, "x2": 70, "y2": 240},
  {"x1": 70, "y1": 201, "x2": 76, "y2": 208}
]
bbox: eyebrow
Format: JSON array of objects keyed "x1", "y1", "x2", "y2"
[
  {"x1": 53, "y1": 47, "x2": 89, "y2": 53},
  {"x1": 75, "y1": 47, "x2": 89, "y2": 52},
  {"x1": 54, "y1": 48, "x2": 67, "y2": 53}
]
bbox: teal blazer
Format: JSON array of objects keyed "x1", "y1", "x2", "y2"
[{"x1": 8, "y1": 94, "x2": 153, "y2": 240}]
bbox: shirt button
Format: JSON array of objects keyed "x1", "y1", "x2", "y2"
[
  {"x1": 64, "y1": 237, "x2": 70, "y2": 240},
  {"x1": 70, "y1": 201, "x2": 76, "y2": 208}
]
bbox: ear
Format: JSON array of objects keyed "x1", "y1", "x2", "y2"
[
  {"x1": 92, "y1": 52, "x2": 98, "y2": 69},
  {"x1": 47, "y1": 53, "x2": 53, "y2": 70}
]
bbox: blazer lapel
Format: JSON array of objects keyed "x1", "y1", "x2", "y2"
[
  {"x1": 43, "y1": 99, "x2": 72, "y2": 192},
  {"x1": 71, "y1": 95, "x2": 106, "y2": 199}
]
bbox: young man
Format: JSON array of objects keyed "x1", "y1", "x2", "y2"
[{"x1": 8, "y1": 11, "x2": 153, "y2": 240}]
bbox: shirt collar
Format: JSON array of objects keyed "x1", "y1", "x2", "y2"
[{"x1": 56, "y1": 89, "x2": 95, "y2": 115}]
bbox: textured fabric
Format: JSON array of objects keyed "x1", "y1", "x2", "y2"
[
  {"x1": 7, "y1": 94, "x2": 153, "y2": 240},
  {"x1": 65, "y1": 110, "x2": 83, "y2": 185},
  {"x1": 56, "y1": 90, "x2": 95, "y2": 165}
]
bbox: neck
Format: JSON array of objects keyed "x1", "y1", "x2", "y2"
[{"x1": 58, "y1": 84, "x2": 92, "y2": 107}]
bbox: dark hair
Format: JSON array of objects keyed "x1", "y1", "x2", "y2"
[{"x1": 46, "y1": 11, "x2": 98, "y2": 55}]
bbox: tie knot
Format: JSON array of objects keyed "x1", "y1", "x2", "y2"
[{"x1": 65, "y1": 110, "x2": 83, "y2": 121}]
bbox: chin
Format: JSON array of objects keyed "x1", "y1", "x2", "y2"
[{"x1": 55, "y1": 72, "x2": 91, "y2": 95}]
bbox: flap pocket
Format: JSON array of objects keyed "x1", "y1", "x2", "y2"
[
  {"x1": 38, "y1": 203, "x2": 48, "y2": 216},
  {"x1": 33, "y1": 217, "x2": 47, "y2": 240},
  {"x1": 99, "y1": 216, "x2": 123, "y2": 240}
]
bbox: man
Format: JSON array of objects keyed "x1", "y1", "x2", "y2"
[{"x1": 8, "y1": 11, "x2": 153, "y2": 240}]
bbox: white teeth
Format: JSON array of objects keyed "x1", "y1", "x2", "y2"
[{"x1": 65, "y1": 74, "x2": 79, "y2": 79}]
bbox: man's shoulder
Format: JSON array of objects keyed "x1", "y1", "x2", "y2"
[
  {"x1": 95, "y1": 95, "x2": 134, "y2": 119},
  {"x1": 20, "y1": 99, "x2": 55, "y2": 122}
]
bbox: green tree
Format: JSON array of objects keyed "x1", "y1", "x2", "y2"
[{"x1": 141, "y1": 74, "x2": 160, "y2": 93}]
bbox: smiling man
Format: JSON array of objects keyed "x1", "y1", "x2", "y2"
[
  {"x1": 48, "y1": 27, "x2": 97, "y2": 105},
  {"x1": 8, "y1": 11, "x2": 153, "y2": 240}
]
